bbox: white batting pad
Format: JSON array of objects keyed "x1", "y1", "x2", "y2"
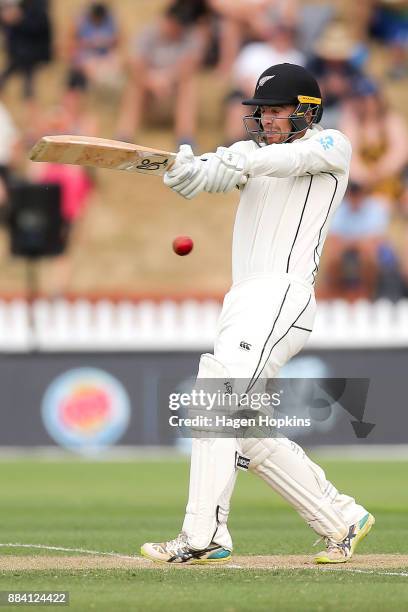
[
  {"x1": 241, "y1": 436, "x2": 367, "y2": 540},
  {"x1": 181, "y1": 354, "x2": 239, "y2": 551}
]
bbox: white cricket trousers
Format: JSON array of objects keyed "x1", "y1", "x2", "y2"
[{"x1": 182, "y1": 274, "x2": 367, "y2": 550}]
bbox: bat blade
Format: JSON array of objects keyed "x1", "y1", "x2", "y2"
[{"x1": 29, "y1": 135, "x2": 176, "y2": 175}]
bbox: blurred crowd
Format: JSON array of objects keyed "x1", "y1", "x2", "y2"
[{"x1": 0, "y1": 0, "x2": 407, "y2": 300}]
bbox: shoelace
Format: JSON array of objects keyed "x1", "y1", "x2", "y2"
[
  {"x1": 166, "y1": 533, "x2": 189, "y2": 556},
  {"x1": 312, "y1": 536, "x2": 345, "y2": 552},
  {"x1": 313, "y1": 523, "x2": 356, "y2": 555}
]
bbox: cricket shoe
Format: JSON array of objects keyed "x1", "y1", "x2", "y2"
[
  {"x1": 314, "y1": 513, "x2": 375, "y2": 564},
  {"x1": 141, "y1": 532, "x2": 231, "y2": 565}
]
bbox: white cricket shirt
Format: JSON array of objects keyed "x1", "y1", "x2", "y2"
[{"x1": 230, "y1": 125, "x2": 351, "y2": 285}]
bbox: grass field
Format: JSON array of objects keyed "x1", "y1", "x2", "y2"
[{"x1": 0, "y1": 457, "x2": 407, "y2": 611}]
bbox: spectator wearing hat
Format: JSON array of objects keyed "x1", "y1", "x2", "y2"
[
  {"x1": 307, "y1": 21, "x2": 364, "y2": 129},
  {"x1": 296, "y1": 2, "x2": 334, "y2": 59}
]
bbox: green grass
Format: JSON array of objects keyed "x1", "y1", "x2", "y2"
[
  {"x1": 0, "y1": 458, "x2": 407, "y2": 611},
  {"x1": 4, "y1": 569, "x2": 408, "y2": 612}
]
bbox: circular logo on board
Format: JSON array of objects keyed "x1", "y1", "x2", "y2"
[{"x1": 42, "y1": 368, "x2": 131, "y2": 454}]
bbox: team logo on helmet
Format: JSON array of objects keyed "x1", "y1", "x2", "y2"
[{"x1": 258, "y1": 75, "x2": 276, "y2": 88}]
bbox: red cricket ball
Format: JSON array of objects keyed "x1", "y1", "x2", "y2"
[{"x1": 172, "y1": 236, "x2": 193, "y2": 256}]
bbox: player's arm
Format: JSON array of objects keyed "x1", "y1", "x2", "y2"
[
  {"x1": 200, "y1": 130, "x2": 351, "y2": 195},
  {"x1": 248, "y1": 130, "x2": 352, "y2": 178},
  {"x1": 187, "y1": 131, "x2": 350, "y2": 196}
]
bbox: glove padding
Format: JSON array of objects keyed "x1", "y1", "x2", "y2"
[
  {"x1": 164, "y1": 144, "x2": 207, "y2": 200},
  {"x1": 205, "y1": 146, "x2": 249, "y2": 193}
]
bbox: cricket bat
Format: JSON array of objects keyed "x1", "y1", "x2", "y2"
[
  {"x1": 29, "y1": 134, "x2": 248, "y2": 185},
  {"x1": 29, "y1": 135, "x2": 176, "y2": 176}
]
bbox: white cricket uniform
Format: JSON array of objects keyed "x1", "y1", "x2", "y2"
[
  {"x1": 214, "y1": 125, "x2": 350, "y2": 378},
  {"x1": 232, "y1": 125, "x2": 348, "y2": 286},
  {"x1": 182, "y1": 125, "x2": 368, "y2": 552}
]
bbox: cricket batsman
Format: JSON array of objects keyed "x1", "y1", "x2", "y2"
[{"x1": 141, "y1": 63, "x2": 375, "y2": 564}]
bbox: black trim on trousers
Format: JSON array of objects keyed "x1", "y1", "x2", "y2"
[
  {"x1": 245, "y1": 283, "x2": 291, "y2": 393},
  {"x1": 292, "y1": 324, "x2": 312, "y2": 332},
  {"x1": 246, "y1": 294, "x2": 312, "y2": 394}
]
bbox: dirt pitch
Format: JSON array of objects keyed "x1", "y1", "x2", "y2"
[{"x1": 1, "y1": 555, "x2": 407, "y2": 572}]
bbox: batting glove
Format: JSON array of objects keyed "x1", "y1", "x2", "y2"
[
  {"x1": 164, "y1": 144, "x2": 207, "y2": 200},
  {"x1": 205, "y1": 147, "x2": 249, "y2": 193}
]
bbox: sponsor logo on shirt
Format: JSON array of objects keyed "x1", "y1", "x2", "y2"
[{"x1": 319, "y1": 136, "x2": 334, "y2": 151}]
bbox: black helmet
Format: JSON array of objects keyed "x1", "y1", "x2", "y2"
[{"x1": 242, "y1": 63, "x2": 323, "y2": 145}]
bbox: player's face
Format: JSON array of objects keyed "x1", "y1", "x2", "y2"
[{"x1": 260, "y1": 105, "x2": 296, "y2": 144}]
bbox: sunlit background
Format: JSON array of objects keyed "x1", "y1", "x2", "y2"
[{"x1": 0, "y1": 0, "x2": 407, "y2": 455}]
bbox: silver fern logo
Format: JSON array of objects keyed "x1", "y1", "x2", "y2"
[{"x1": 258, "y1": 75, "x2": 275, "y2": 88}]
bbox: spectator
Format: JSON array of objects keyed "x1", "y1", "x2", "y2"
[
  {"x1": 0, "y1": 97, "x2": 20, "y2": 247},
  {"x1": 23, "y1": 75, "x2": 99, "y2": 150},
  {"x1": 208, "y1": 0, "x2": 299, "y2": 74},
  {"x1": 165, "y1": 0, "x2": 213, "y2": 39},
  {"x1": 343, "y1": 0, "x2": 407, "y2": 80},
  {"x1": 233, "y1": 23, "x2": 305, "y2": 92},
  {"x1": 322, "y1": 182, "x2": 403, "y2": 300},
  {"x1": 166, "y1": 0, "x2": 211, "y2": 24},
  {"x1": 66, "y1": 1, "x2": 122, "y2": 92},
  {"x1": 340, "y1": 78, "x2": 408, "y2": 203},
  {"x1": 29, "y1": 158, "x2": 94, "y2": 296},
  {"x1": 0, "y1": 0, "x2": 52, "y2": 101},
  {"x1": 225, "y1": 22, "x2": 304, "y2": 143},
  {"x1": 0, "y1": 98, "x2": 20, "y2": 201},
  {"x1": 307, "y1": 22, "x2": 363, "y2": 129},
  {"x1": 27, "y1": 95, "x2": 96, "y2": 296},
  {"x1": 370, "y1": 0, "x2": 408, "y2": 80},
  {"x1": 398, "y1": 168, "x2": 408, "y2": 295},
  {"x1": 117, "y1": 7, "x2": 206, "y2": 147},
  {"x1": 165, "y1": 0, "x2": 220, "y2": 68},
  {"x1": 32, "y1": 86, "x2": 99, "y2": 143},
  {"x1": 297, "y1": 2, "x2": 334, "y2": 60}
]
